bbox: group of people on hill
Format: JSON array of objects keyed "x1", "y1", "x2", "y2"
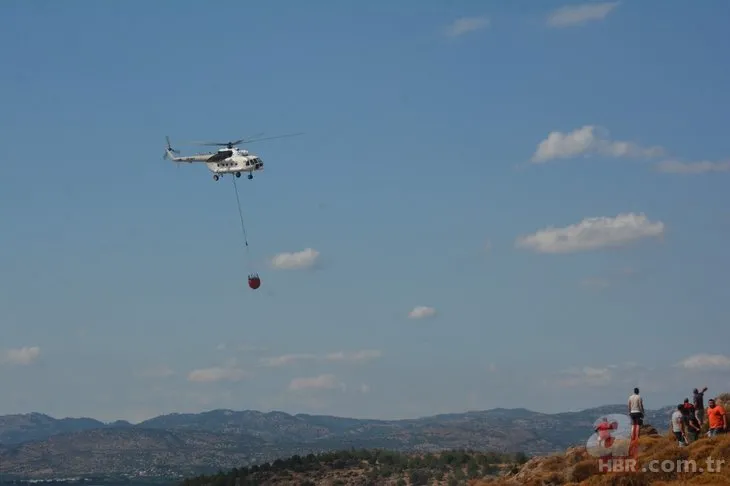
[
  {"x1": 668, "y1": 386, "x2": 727, "y2": 446},
  {"x1": 627, "y1": 386, "x2": 727, "y2": 447},
  {"x1": 592, "y1": 387, "x2": 727, "y2": 460}
]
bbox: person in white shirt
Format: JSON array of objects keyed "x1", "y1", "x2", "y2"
[
  {"x1": 628, "y1": 387, "x2": 645, "y2": 426},
  {"x1": 671, "y1": 404, "x2": 687, "y2": 446}
]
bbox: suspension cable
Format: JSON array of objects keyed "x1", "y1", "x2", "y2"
[
  {"x1": 232, "y1": 176, "x2": 249, "y2": 247},
  {"x1": 231, "y1": 175, "x2": 263, "y2": 290}
]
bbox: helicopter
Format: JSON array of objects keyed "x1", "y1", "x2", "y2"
[{"x1": 163, "y1": 133, "x2": 302, "y2": 181}]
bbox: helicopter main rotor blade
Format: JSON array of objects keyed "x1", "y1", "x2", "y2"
[
  {"x1": 185, "y1": 137, "x2": 260, "y2": 147},
  {"x1": 187, "y1": 132, "x2": 302, "y2": 147},
  {"x1": 239, "y1": 132, "x2": 304, "y2": 144}
]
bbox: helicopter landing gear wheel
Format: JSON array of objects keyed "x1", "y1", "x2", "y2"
[
  {"x1": 213, "y1": 174, "x2": 220, "y2": 181},
  {"x1": 248, "y1": 173, "x2": 253, "y2": 180},
  {"x1": 235, "y1": 172, "x2": 241, "y2": 178}
]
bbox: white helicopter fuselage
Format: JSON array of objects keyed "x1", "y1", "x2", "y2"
[
  {"x1": 206, "y1": 153, "x2": 264, "y2": 175},
  {"x1": 164, "y1": 138, "x2": 268, "y2": 181}
]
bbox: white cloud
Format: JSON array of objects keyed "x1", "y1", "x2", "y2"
[
  {"x1": 515, "y1": 213, "x2": 665, "y2": 254},
  {"x1": 324, "y1": 349, "x2": 382, "y2": 363},
  {"x1": 484, "y1": 239, "x2": 492, "y2": 252},
  {"x1": 270, "y1": 248, "x2": 320, "y2": 270},
  {"x1": 2, "y1": 346, "x2": 40, "y2": 365},
  {"x1": 259, "y1": 350, "x2": 381, "y2": 367},
  {"x1": 288, "y1": 374, "x2": 341, "y2": 391},
  {"x1": 546, "y1": 2, "x2": 620, "y2": 28},
  {"x1": 259, "y1": 353, "x2": 318, "y2": 367},
  {"x1": 444, "y1": 16, "x2": 490, "y2": 37},
  {"x1": 408, "y1": 306, "x2": 437, "y2": 319},
  {"x1": 531, "y1": 125, "x2": 664, "y2": 163},
  {"x1": 548, "y1": 362, "x2": 656, "y2": 393},
  {"x1": 557, "y1": 366, "x2": 612, "y2": 387},
  {"x1": 677, "y1": 354, "x2": 730, "y2": 370},
  {"x1": 655, "y1": 159, "x2": 730, "y2": 174},
  {"x1": 188, "y1": 366, "x2": 250, "y2": 383},
  {"x1": 359, "y1": 384, "x2": 371, "y2": 394}
]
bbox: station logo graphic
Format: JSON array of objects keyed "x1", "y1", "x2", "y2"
[{"x1": 586, "y1": 413, "x2": 639, "y2": 472}]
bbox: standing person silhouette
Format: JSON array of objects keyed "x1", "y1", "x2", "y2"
[
  {"x1": 687, "y1": 412, "x2": 701, "y2": 443},
  {"x1": 672, "y1": 404, "x2": 687, "y2": 446},
  {"x1": 693, "y1": 386, "x2": 708, "y2": 425},
  {"x1": 628, "y1": 388, "x2": 644, "y2": 442}
]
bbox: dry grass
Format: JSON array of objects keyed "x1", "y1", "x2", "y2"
[{"x1": 470, "y1": 422, "x2": 730, "y2": 485}]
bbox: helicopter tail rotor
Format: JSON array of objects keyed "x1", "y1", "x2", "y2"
[{"x1": 163, "y1": 136, "x2": 181, "y2": 160}]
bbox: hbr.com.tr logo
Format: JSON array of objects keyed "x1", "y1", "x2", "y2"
[{"x1": 586, "y1": 413, "x2": 639, "y2": 472}]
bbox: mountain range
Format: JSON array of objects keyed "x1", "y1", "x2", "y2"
[{"x1": 0, "y1": 404, "x2": 673, "y2": 479}]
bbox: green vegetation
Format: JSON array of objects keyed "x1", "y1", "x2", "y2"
[{"x1": 181, "y1": 448, "x2": 529, "y2": 486}]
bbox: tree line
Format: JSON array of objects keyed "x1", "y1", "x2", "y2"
[{"x1": 181, "y1": 448, "x2": 530, "y2": 486}]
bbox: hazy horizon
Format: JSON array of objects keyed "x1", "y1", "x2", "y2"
[{"x1": 5, "y1": 397, "x2": 681, "y2": 425}]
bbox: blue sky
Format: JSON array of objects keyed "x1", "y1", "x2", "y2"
[{"x1": 1, "y1": 0, "x2": 729, "y2": 423}]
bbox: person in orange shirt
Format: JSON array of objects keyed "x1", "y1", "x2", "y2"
[{"x1": 706, "y1": 398, "x2": 726, "y2": 437}]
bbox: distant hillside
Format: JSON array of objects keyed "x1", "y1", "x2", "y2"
[
  {"x1": 0, "y1": 412, "x2": 132, "y2": 444},
  {"x1": 0, "y1": 428, "x2": 268, "y2": 479},
  {"x1": 0, "y1": 404, "x2": 673, "y2": 479}
]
